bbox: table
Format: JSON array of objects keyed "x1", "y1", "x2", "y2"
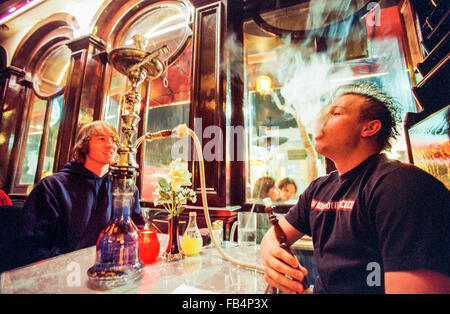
[{"x1": 0, "y1": 234, "x2": 266, "y2": 294}]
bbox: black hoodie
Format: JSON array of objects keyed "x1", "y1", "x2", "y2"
[{"x1": 14, "y1": 161, "x2": 143, "y2": 266}]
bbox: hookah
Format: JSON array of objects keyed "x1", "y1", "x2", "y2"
[
  {"x1": 87, "y1": 35, "x2": 170, "y2": 288},
  {"x1": 88, "y1": 34, "x2": 308, "y2": 293}
]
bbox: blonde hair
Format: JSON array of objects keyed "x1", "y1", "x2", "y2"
[
  {"x1": 71, "y1": 121, "x2": 118, "y2": 164},
  {"x1": 334, "y1": 82, "x2": 400, "y2": 152}
]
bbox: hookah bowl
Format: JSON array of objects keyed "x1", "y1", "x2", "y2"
[{"x1": 87, "y1": 35, "x2": 169, "y2": 289}]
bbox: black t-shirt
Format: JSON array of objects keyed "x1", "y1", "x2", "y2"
[{"x1": 285, "y1": 154, "x2": 449, "y2": 293}]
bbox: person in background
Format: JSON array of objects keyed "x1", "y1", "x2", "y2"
[
  {"x1": 278, "y1": 177, "x2": 297, "y2": 202},
  {"x1": 11, "y1": 121, "x2": 144, "y2": 267},
  {"x1": 261, "y1": 82, "x2": 450, "y2": 294},
  {"x1": 0, "y1": 175, "x2": 12, "y2": 206},
  {"x1": 252, "y1": 176, "x2": 279, "y2": 201}
]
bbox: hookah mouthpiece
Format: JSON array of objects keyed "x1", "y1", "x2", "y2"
[{"x1": 172, "y1": 124, "x2": 188, "y2": 138}]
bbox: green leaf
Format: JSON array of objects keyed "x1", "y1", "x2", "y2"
[
  {"x1": 159, "y1": 178, "x2": 170, "y2": 191},
  {"x1": 159, "y1": 190, "x2": 171, "y2": 200}
]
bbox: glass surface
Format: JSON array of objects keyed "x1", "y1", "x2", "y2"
[
  {"x1": 244, "y1": 1, "x2": 416, "y2": 202},
  {"x1": 33, "y1": 44, "x2": 71, "y2": 97},
  {"x1": 87, "y1": 169, "x2": 142, "y2": 289},
  {"x1": 106, "y1": 2, "x2": 193, "y2": 202},
  {"x1": 142, "y1": 103, "x2": 190, "y2": 200},
  {"x1": 142, "y1": 41, "x2": 192, "y2": 201},
  {"x1": 408, "y1": 106, "x2": 450, "y2": 189},
  {"x1": 103, "y1": 69, "x2": 127, "y2": 130},
  {"x1": 19, "y1": 98, "x2": 47, "y2": 185},
  {"x1": 181, "y1": 212, "x2": 202, "y2": 256},
  {"x1": 258, "y1": 0, "x2": 367, "y2": 31},
  {"x1": 118, "y1": 1, "x2": 193, "y2": 64},
  {"x1": 42, "y1": 95, "x2": 63, "y2": 178},
  {"x1": 138, "y1": 228, "x2": 160, "y2": 264}
]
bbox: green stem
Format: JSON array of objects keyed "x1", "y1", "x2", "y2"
[{"x1": 162, "y1": 202, "x2": 171, "y2": 216}]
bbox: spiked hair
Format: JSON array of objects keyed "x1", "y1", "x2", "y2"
[{"x1": 334, "y1": 82, "x2": 400, "y2": 152}]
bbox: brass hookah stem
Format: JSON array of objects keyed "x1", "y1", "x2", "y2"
[{"x1": 264, "y1": 204, "x2": 311, "y2": 294}]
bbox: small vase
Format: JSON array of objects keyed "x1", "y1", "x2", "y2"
[{"x1": 164, "y1": 215, "x2": 185, "y2": 261}]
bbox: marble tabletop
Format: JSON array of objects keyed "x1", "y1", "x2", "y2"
[{"x1": 0, "y1": 234, "x2": 267, "y2": 294}]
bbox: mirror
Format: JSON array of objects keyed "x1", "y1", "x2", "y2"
[
  {"x1": 117, "y1": 1, "x2": 193, "y2": 66},
  {"x1": 33, "y1": 44, "x2": 71, "y2": 98}
]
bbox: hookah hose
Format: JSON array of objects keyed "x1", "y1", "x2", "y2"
[
  {"x1": 185, "y1": 127, "x2": 265, "y2": 273},
  {"x1": 144, "y1": 124, "x2": 311, "y2": 292},
  {"x1": 140, "y1": 125, "x2": 264, "y2": 273}
]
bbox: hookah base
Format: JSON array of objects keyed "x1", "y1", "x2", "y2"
[{"x1": 87, "y1": 262, "x2": 143, "y2": 289}]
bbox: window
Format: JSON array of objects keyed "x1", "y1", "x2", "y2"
[{"x1": 15, "y1": 44, "x2": 70, "y2": 192}]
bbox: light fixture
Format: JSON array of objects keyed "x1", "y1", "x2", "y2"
[
  {"x1": 145, "y1": 21, "x2": 187, "y2": 39},
  {"x1": 124, "y1": 14, "x2": 186, "y2": 46},
  {"x1": 0, "y1": 0, "x2": 45, "y2": 25},
  {"x1": 255, "y1": 75, "x2": 272, "y2": 95},
  {"x1": 330, "y1": 72, "x2": 389, "y2": 83},
  {"x1": 56, "y1": 60, "x2": 70, "y2": 85}
]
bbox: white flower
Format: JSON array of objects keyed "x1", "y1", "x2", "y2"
[
  {"x1": 168, "y1": 158, "x2": 192, "y2": 191},
  {"x1": 155, "y1": 159, "x2": 196, "y2": 217}
]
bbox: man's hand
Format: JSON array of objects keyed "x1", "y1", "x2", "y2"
[{"x1": 260, "y1": 218, "x2": 308, "y2": 294}]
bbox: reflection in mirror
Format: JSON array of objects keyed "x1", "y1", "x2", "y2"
[
  {"x1": 33, "y1": 44, "x2": 71, "y2": 97},
  {"x1": 19, "y1": 98, "x2": 47, "y2": 185},
  {"x1": 140, "y1": 39, "x2": 192, "y2": 201},
  {"x1": 42, "y1": 96, "x2": 64, "y2": 178},
  {"x1": 104, "y1": 1, "x2": 194, "y2": 202},
  {"x1": 408, "y1": 106, "x2": 450, "y2": 190},
  {"x1": 257, "y1": 0, "x2": 369, "y2": 32},
  {"x1": 118, "y1": 2, "x2": 193, "y2": 65},
  {"x1": 252, "y1": 176, "x2": 277, "y2": 201},
  {"x1": 278, "y1": 177, "x2": 297, "y2": 202},
  {"x1": 244, "y1": 1, "x2": 415, "y2": 204}
]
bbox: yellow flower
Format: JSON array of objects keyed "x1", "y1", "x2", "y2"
[{"x1": 168, "y1": 158, "x2": 192, "y2": 191}]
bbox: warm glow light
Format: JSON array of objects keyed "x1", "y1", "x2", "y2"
[
  {"x1": 145, "y1": 14, "x2": 184, "y2": 38},
  {"x1": 145, "y1": 21, "x2": 187, "y2": 39},
  {"x1": 255, "y1": 75, "x2": 272, "y2": 95},
  {"x1": 56, "y1": 61, "x2": 70, "y2": 86},
  {"x1": 330, "y1": 72, "x2": 389, "y2": 83},
  {"x1": 138, "y1": 228, "x2": 160, "y2": 264},
  {"x1": 125, "y1": 14, "x2": 186, "y2": 46},
  {"x1": 0, "y1": 134, "x2": 6, "y2": 145}
]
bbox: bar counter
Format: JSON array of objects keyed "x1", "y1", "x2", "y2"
[{"x1": 0, "y1": 234, "x2": 266, "y2": 294}]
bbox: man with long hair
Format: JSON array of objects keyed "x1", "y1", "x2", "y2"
[{"x1": 12, "y1": 121, "x2": 143, "y2": 267}]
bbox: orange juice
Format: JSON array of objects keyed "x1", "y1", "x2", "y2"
[
  {"x1": 181, "y1": 211, "x2": 203, "y2": 256},
  {"x1": 181, "y1": 230, "x2": 202, "y2": 256}
]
